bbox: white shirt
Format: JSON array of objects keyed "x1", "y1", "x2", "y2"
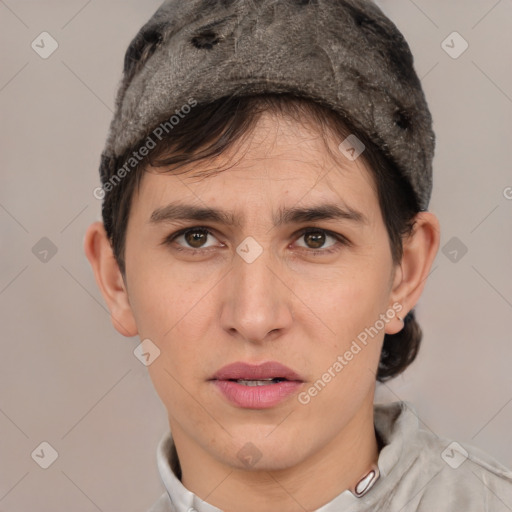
[{"x1": 147, "y1": 401, "x2": 512, "y2": 511}]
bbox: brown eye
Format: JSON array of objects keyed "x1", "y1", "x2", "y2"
[
  {"x1": 184, "y1": 229, "x2": 209, "y2": 248},
  {"x1": 164, "y1": 227, "x2": 220, "y2": 251},
  {"x1": 293, "y1": 228, "x2": 349, "y2": 255},
  {"x1": 303, "y1": 231, "x2": 327, "y2": 249}
]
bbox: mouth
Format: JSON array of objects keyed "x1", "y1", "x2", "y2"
[
  {"x1": 209, "y1": 361, "x2": 304, "y2": 383},
  {"x1": 209, "y1": 361, "x2": 304, "y2": 409},
  {"x1": 229, "y1": 378, "x2": 289, "y2": 386}
]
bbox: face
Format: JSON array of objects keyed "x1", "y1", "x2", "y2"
[{"x1": 123, "y1": 111, "x2": 402, "y2": 472}]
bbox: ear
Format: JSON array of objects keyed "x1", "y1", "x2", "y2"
[
  {"x1": 385, "y1": 211, "x2": 441, "y2": 335},
  {"x1": 83, "y1": 221, "x2": 138, "y2": 337}
]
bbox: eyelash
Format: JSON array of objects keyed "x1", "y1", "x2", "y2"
[{"x1": 161, "y1": 226, "x2": 350, "y2": 256}]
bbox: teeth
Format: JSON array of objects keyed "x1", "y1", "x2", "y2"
[{"x1": 236, "y1": 379, "x2": 281, "y2": 386}]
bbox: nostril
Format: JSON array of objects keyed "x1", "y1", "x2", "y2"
[{"x1": 191, "y1": 30, "x2": 221, "y2": 50}]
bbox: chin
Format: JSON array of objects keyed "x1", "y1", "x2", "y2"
[{"x1": 221, "y1": 432, "x2": 307, "y2": 473}]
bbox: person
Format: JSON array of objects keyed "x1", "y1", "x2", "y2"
[{"x1": 84, "y1": 1, "x2": 512, "y2": 511}]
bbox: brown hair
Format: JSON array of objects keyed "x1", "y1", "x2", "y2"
[{"x1": 99, "y1": 92, "x2": 423, "y2": 381}]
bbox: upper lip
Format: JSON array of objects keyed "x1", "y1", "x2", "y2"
[{"x1": 210, "y1": 361, "x2": 303, "y2": 381}]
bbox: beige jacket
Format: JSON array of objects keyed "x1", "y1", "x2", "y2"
[{"x1": 147, "y1": 401, "x2": 512, "y2": 511}]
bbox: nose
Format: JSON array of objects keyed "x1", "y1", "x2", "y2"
[{"x1": 220, "y1": 242, "x2": 294, "y2": 345}]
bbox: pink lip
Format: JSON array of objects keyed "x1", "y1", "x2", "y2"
[
  {"x1": 211, "y1": 361, "x2": 303, "y2": 381},
  {"x1": 210, "y1": 361, "x2": 304, "y2": 409}
]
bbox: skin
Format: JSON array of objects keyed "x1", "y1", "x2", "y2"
[{"x1": 84, "y1": 110, "x2": 440, "y2": 512}]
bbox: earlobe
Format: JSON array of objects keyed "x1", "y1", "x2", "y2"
[
  {"x1": 83, "y1": 221, "x2": 138, "y2": 338},
  {"x1": 385, "y1": 211, "x2": 441, "y2": 335}
]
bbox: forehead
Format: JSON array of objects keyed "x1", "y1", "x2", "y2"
[{"x1": 133, "y1": 110, "x2": 380, "y2": 225}]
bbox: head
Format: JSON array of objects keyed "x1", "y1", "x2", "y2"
[{"x1": 84, "y1": 0, "x2": 440, "y2": 478}]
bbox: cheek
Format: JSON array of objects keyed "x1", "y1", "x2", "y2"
[
  {"x1": 295, "y1": 253, "x2": 391, "y2": 392},
  {"x1": 302, "y1": 271, "x2": 388, "y2": 408},
  {"x1": 129, "y1": 251, "x2": 217, "y2": 340},
  {"x1": 132, "y1": 276, "x2": 213, "y2": 420},
  {"x1": 306, "y1": 257, "x2": 391, "y2": 333},
  {"x1": 127, "y1": 245, "x2": 209, "y2": 337}
]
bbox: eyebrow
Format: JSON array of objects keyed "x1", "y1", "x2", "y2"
[{"x1": 149, "y1": 202, "x2": 369, "y2": 227}]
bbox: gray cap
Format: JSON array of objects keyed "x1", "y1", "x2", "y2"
[{"x1": 101, "y1": 0, "x2": 435, "y2": 210}]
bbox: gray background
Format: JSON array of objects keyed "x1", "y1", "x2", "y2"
[{"x1": 1, "y1": 1, "x2": 511, "y2": 511}]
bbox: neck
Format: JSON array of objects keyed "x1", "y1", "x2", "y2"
[{"x1": 171, "y1": 398, "x2": 379, "y2": 512}]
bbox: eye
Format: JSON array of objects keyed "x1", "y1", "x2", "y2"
[
  {"x1": 163, "y1": 227, "x2": 221, "y2": 252},
  {"x1": 293, "y1": 228, "x2": 348, "y2": 254},
  {"x1": 162, "y1": 226, "x2": 349, "y2": 255}
]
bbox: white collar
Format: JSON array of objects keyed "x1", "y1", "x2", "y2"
[{"x1": 155, "y1": 401, "x2": 419, "y2": 512}]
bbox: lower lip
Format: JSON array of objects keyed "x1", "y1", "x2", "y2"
[{"x1": 212, "y1": 380, "x2": 303, "y2": 409}]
